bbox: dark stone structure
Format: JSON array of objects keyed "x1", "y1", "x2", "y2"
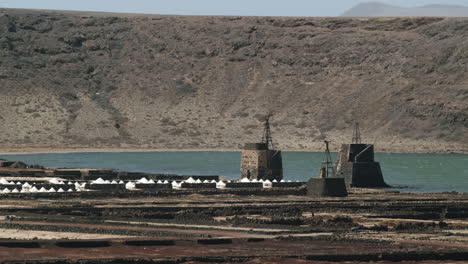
[
  {"x1": 14, "y1": 170, "x2": 46, "y2": 177},
  {"x1": 225, "y1": 182, "x2": 263, "y2": 189},
  {"x1": 0, "y1": 160, "x2": 17, "y2": 167},
  {"x1": 272, "y1": 182, "x2": 306, "y2": 188},
  {"x1": 240, "y1": 143, "x2": 283, "y2": 181},
  {"x1": 52, "y1": 170, "x2": 83, "y2": 180},
  {"x1": 240, "y1": 116, "x2": 283, "y2": 181},
  {"x1": 87, "y1": 170, "x2": 119, "y2": 180},
  {"x1": 135, "y1": 183, "x2": 172, "y2": 189},
  {"x1": 180, "y1": 183, "x2": 217, "y2": 189},
  {"x1": 334, "y1": 144, "x2": 388, "y2": 188},
  {"x1": 306, "y1": 178, "x2": 348, "y2": 197},
  {"x1": 88, "y1": 184, "x2": 126, "y2": 191},
  {"x1": 306, "y1": 141, "x2": 348, "y2": 197}
]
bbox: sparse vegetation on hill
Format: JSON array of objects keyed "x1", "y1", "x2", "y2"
[{"x1": 0, "y1": 9, "x2": 467, "y2": 153}]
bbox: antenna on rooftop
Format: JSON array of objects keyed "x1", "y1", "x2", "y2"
[
  {"x1": 262, "y1": 114, "x2": 274, "y2": 150},
  {"x1": 320, "y1": 140, "x2": 335, "y2": 179},
  {"x1": 352, "y1": 122, "x2": 361, "y2": 144}
]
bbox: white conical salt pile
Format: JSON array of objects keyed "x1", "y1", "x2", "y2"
[
  {"x1": 68, "y1": 182, "x2": 74, "y2": 185},
  {"x1": 92, "y1": 178, "x2": 105, "y2": 184},
  {"x1": 48, "y1": 188, "x2": 56, "y2": 193},
  {"x1": 80, "y1": 183, "x2": 87, "y2": 188},
  {"x1": 185, "y1": 177, "x2": 196, "y2": 183},
  {"x1": 49, "y1": 178, "x2": 60, "y2": 184},
  {"x1": 119, "y1": 181, "x2": 124, "y2": 184},
  {"x1": 16, "y1": 182, "x2": 21, "y2": 185},
  {"x1": 163, "y1": 180, "x2": 169, "y2": 184},
  {"x1": 227, "y1": 180, "x2": 231, "y2": 183},
  {"x1": 241, "y1": 178, "x2": 251, "y2": 183},
  {"x1": 216, "y1": 181, "x2": 226, "y2": 189},
  {"x1": 287, "y1": 180, "x2": 292, "y2": 183},
  {"x1": 148, "y1": 179, "x2": 155, "y2": 184},
  {"x1": 195, "y1": 179, "x2": 202, "y2": 184},
  {"x1": 21, "y1": 183, "x2": 31, "y2": 193},
  {"x1": 111, "y1": 180, "x2": 118, "y2": 184},
  {"x1": 259, "y1": 179, "x2": 264, "y2": 183},
  {"x1": 138, "y1": 177, "x2": 149, "y2": 184},
  {"x1": 58, "y1": 181, "x2": 65, "y2": 185},
  {"x1": 0, "y1": 178, "x2": 11, "y2": 185},
  {"x1": 68, "y1": 189, "x2": 74, "y2": 192},
  {"x1": 125, "y1": 182, "x2": 136, "y2": 190},
  {"x1": 211, "y1": 180, "x2": 217, "y2": 183},
  {"x1": 30, "y1": 187, "x2": 39, "y2": 193},
  {"x1": 251, "y1": 179, "x2": 258, "y2": 183},
  {"x1": 75, "y1": 188, "x2": 81, "y2": 192},
  {"x1": 273, "y1": 179, "x2": 278, "y2": 183},
  {"x1": 39, "y1": 187, "x2": 47, "y2": 193},
  {"x1": 2, "y1": 188, "x2": 11, "y2": 193},
  {"x1": 157, "y1": 180, "x2": 163, "y2": 184},
  {"x1": 171, "y1": 181, "x2": 178, "y2": 187},
  {"x1": 263, "y1": 179, "x2": 272, "y2": 189},
  {"x1": 58, "y1": 188, "x2": 65, "y2": 192},
  {"x1": 104, "y1": 180, "x2": 111, "y2": 184},
  {"x1": 203, "y1": 180, "x2": 209, "y2": 183},
  {"x1": 12, "y1": 188, "x2": 19, "y2": 193}
]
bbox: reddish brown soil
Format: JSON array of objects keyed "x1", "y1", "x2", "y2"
[
  {"x1": 8, "y1": 220, "x2": 261, "y2": 238},
  {"x1": 0, "y1": 239, "x2": 452, "y2": 262}
]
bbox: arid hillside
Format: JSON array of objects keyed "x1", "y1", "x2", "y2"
[{"x1": 0, "y1": 9, "x2": 467, "y2": 153}]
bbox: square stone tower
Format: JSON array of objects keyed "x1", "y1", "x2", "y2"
[
  {"x1": 333, "y1": 123, "x2": 388, "y2": 188},
  {"x1": 241, "y1": 143, "x2": 283, "y2": 181},
  {"x1": 307, "y1": 141, "x2": 348, "y2": 197},
  {"x1": 334, "y1": 143, "x2": 387, "y2": 188},
  {"x1": 240, "y1": 116, "x2": 283, "y2": 181}
]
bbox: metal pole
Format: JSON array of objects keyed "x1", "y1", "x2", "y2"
[{"x1": 352, "y1": 122, "x2": 361, "y2": 144}]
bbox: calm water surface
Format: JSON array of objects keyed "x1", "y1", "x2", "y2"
[{"x1": 1, "y1": 152, "x2": 467, "y2": 193}]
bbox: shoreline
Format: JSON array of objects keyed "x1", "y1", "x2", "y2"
[{"x1": 0, "y1": 147, "x2": 466, "y2": 155}]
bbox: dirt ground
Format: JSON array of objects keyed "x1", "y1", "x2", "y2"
[{"x1": 0, "y1": 188, "x2": 466, "y2": 263}]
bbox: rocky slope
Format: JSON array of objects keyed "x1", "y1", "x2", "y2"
[{"x1": 0, "y1": 9, "x2": 467, "y2": 153}]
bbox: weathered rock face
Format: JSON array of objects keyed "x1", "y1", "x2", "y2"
[{"x1": 0, "y1": 9, "x2": 467, "y2": 153}]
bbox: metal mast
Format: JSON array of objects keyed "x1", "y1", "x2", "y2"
[
  {"x1": 262, "y1": 115, "x2": 274, "y2": 150},
  {"x1": 321, "y1": 140, "x2": 335, "y2": 178},
  {"x1": 352, "y1": 122, "x2": 361, "y2": 144}
]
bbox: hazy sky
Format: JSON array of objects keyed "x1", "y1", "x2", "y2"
[{"x1": 1, "y1": 0, "x2": 468, "y2": 16}]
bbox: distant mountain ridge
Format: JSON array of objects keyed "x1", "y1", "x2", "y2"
[{"x1": 342, "y1": 2, "x2": 468, "y2": 17}]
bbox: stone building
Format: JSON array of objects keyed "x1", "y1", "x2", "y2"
[
  {"x1": 307, "y1": 141, "x2": 348, "y2": 197},
  {"x1": 333, "y1": 123, "x2": 388, "y2": 188},
  {"x1": 240, "y1": 117, "x2": 283, "y2": 181}
]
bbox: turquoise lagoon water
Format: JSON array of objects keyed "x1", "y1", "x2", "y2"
[{"x1": 0, "y1": 152, "x2": 467, "y2": 193}]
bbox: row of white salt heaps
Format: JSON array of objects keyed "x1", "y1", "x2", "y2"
[
  {"x1": 124, "y1": 177, "x2": 296, "y2": 190},
  {"x1": 0, "y1": 178, "x2": 85, "y2": 194},
  {"x1": 0, "y1": 177, "x2": 298, "y2": 193},
  {"x1": 2, "y1": 187, "x2": 75, "y2": 193},
  {"x1": 122, "y1": 177, "x2": 225, "y2": 190},
  {"x1": 91, "y1": 178, "x2": 125, "y2": 185}
]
